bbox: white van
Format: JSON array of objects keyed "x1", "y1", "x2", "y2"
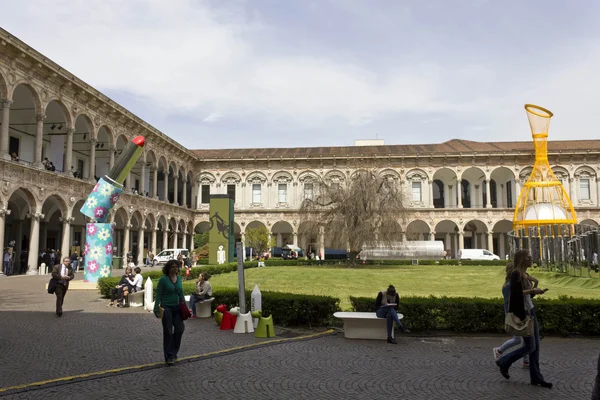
[
  {"x1": 153, "y1": 248, "x2": 190, "y2": 265},
  {"x1": 459, "y1": 249, "x2": 500, "y2": 261}
]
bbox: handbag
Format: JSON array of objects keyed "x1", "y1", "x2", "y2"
[
  {"x1": 48, "y1": 278, "x2": 57, "y2": 294},
  {"x1": 505, "y1": 312, "x2": 533, "y2": 336},
  {"x1": 170, "y1": 277, "x2": 191, "y2": 321},
  {"x1": 504, "y1": 279, "x2": 533, "y2": 336}
]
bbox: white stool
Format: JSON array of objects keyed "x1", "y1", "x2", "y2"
[
  {"x1": 129, "y1": 291, "x2": 144, "y2": 307},
  {"x1": 233, "y1": 311, "x2": 254, "y2": 334},
  {"x1": 197, "y1": 298, "x2": 215, "y2": 318}
]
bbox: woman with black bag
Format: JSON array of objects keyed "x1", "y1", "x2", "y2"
[
  {"x1": 154, "y1": 259, "x2": 188, "y2": 365},
  {"x1": 495, "y1": 249, "x2": 552, "y2": 389}
]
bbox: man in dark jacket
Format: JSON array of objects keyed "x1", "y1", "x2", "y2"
[
  {"x1": 50, "y1": 257, "x2": 74, "y2": 317},
  {"x1": 375, "y1": 285, "x2": 410, "y2": 344}
]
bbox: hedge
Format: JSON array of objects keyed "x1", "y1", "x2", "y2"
[
  {"x1": 350, "y1": 295, "x2": 600, "y2": 336},
  {"x1": 197, "y1": 259, "x2": 507, "y2": 267}
]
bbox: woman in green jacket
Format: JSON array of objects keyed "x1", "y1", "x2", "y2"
[{"x1": 154, "y1": 259, "x2": 186, "y2": 365}]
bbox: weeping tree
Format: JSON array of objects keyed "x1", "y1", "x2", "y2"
[{"x1": 299, "y1": 169, "x2": 408, "y2": 263}]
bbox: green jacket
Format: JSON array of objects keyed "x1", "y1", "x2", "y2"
[{"x1": 154, "y1": 275, "x2": 184, "y2": 316}]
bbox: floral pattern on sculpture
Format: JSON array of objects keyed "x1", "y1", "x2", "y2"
[{"x1": 84, "y1": 223, "x2": 113, "y2": 283}]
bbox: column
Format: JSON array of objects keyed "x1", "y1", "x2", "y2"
[
  {"x1": 0, "y1": 99, "x2": 11, "y2": 159},
  {"x1": 126, "y1": 172, "x2": 132, "y2": 191},
  {"x1": 64, "y1": 127, "x2": 74, "y2": 176},
  {"x1": 81, "y1": 226, "x2": 86, "y2": 248},
  {"x1": 40, "y1": 222, "x2": 48, "y2": 251},
  {"x1": 182, "y1": 179, "x2": 188, "y2": 208},
  {"x1": 241, "y1": 232, "x2": 246, "y2": 260},
  {"x1": 318, "y1": 225, "x2": 325, "y2": 259},
  {"x1": 34, "y1": 113, "x2": 45, "y2": 167},
  {"x1": 123, "y1": 224, "x2": 131, "y2": 256},
  {"x1": 485, "y1": 179, "x2": 492, "y2": 208},
  {"x1": 173, "y1": 175, "x2": 179, "y2": 205},
  {"x1": 401, "y1": 232, "x2": 407, "y2": 242},
  {"x1": 487, "y1": 231, "x2": 494, "y2": 252},
  {"x1": 162, "y1": 229, "x2": 169, "y2": 251},
  {"x1": 515, "y1": 179, "x2": 521, "y2": 199},
  {"x1": 293, "y1": 232, "x2": 298, "y2": 246},
  {"x1": 596, "y1": 178, "x2": 600, "y2": 207},
  {"x1": 0, "y1": 209, "x2": 6, "y2": 273},
  {"x1": 152, "y1": 167, "x2": 158, "y2": 198},
  {"x1": 267, "y1": 233, "x2": 273, "y2": 255},
  {"x1": 182, "y1": 231, "x2": 187, "y2": 250},
  {"x1": 109, "y1": 146, "x2": 115, "y2": 169},
  {"x1": 499, "y1": 233, "x2": 506, "y2": 259},
  {"x1": 89, "y1": 138, "x2": 97, "y2": 180},
  {"x1": 443, "y1": 183, "x2": 449, "y2": 208},
  {"x1": 61, "y1": 217, "x2": 74, "y2": 260},
  {"x1": 428, "y1": 181, "x2": 434, "y2": 208},
  {"x1": 151, "y1": 228, "x2": 157, "y2": 253},
  {"x1": 14, "y1": 219, "x2": 23, "y2": 272},
  {"x1": 276, "y1": 233, "x2": 282, "y2": 247},
  {"x1": 172, "y1": 231, "x2": 178, "y2": 248},
  {"x1": 445, "y1": 233, "x2": 451, "y2": 254},
  {"x1": 457, "y1": 179, "x2": 463, "y2": 208},
  {"x1": 569, "y1": 178, "x2": 575, "y2": 202},
  {"x1": 140, "y1": 163, "x2": 146, "y2": 195},
  {"x1": 137, "y1": 227, "x2": 144, "y2": 265},
  {"x1": 163, "y1": 171, "x2": 169, "y2": 202},
  {"x1": 458, "y1": 231, "x2": 464, "y2": 251},
  {"x1": 27, "y1": 212, "x2": 42, "y2": 274},
  {"x1": 430, "y1": 231, "x2": 435, "y2": 241}
]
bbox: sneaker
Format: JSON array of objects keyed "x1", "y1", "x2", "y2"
[
  {"x1": 521, "y1": 361, "x2": 530, "y2": 369},
  {"x1": 387, "y1": 337, "x2": 398, "y2": 344},
  {"x1": 493, "y1": 347, "x2": 501, "y2": 360},
  {"x1": 190, "y1": 316, "x2": 198, "y2": 319},
  {"x1": 166, "y1": 358, "x2": 174, "y2": 366}
]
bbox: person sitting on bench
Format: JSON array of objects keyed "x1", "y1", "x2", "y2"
[
  {"x1": 126, "y1": 267, "x2": 143, "y2": 293},
  {"x1": 107, "y1": 266, "x2": 133, "y2": 307},
  {"x1": 189, "y1": 272, "x2": 213, "y2": 318},
  {"x1": 375, "y1": 284, "x2": 410, "y2": 344}
]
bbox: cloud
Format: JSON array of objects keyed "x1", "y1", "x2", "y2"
[{"x1": 2, "y1": 0, "x2": 600, "y2": 148}]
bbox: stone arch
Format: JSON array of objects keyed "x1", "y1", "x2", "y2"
[
  {"x1": 195, "y1": 221, "x2": 210, "y2": 233},
  {"x1": 157, "y1": 214, "x2": 167, "y2": 230},
  {"x1": 490, "y1": 166, "x2": 517, "y2": 208},
  {"x1": 6, "y1": 187, "x2": 38, "y2": 273},
  {"x1": 41, "y1": 193, "x2": 69, "y2": 218},
  {"x1": 44, "y1": 98, "x2": 73, "y2": 128},
  {"x1": 10, "y1": 82, "x2": 42, "y2": 111},
  {"x1": 0, "y1": 70, "x2": 7, "y2": 99},
  {"x1": 272, "y1": 171, "x2": 293, "y2": 184},
  {"x1": 518, "y1": 166, "x2": 534, "y2": 182},
  {"x1": 130, "y1": 210, "x2": 144, "y2": 229},
  {"x1": 462, "y1": 219, "x2": 489, "y2": 250},
  {"x1": 6, "y1": 187, "x2": 37, "y2": 215},
  {"x1": 432, "y1": 168, "x2": 458, "y2": 208},
  {"x1": 145, "y1": 149, "x2": 158, "y2": 168},
  {"x1": 459, "y1": 167, "x2": 487, "y2": 208},
  {"x1": 405, "y1": 219, "x2": 431, "y2": 241},
  {"x1": 405, "y1": 168, "x2": 430, "y2": 182},
  {"x1": 271, "y1": 220, "x2": 294, "y2": 248},
  {"x1": 574, "y1": 165, "x2": 596, "y2": 179},
  {"x1": 197, "y1": 172, "x2": 216, "y2": 185},
  {"x1": 246, "y1": 220, "x2": 267, "y2": 232},
  {"x1": 220, "y1": 171, "x2": 242, "y2": 184},
  {"x1": 298, "y1": 170, "x2": 319, "y2": 183},
  {"x1": 378, "y1": 168, "x2": 401, "y2": 181},
  {"x1": 97, "y1": 125, "x2": 115, "y2": 149},
  {"x1": 434, "y1": 219, "x2": 460, "y2": 257},
  {"x1": 491, "y1": 219, "x2": 513, "y2": 258},
  {"x1": 246, "y1": 171, "x2": 267, "y2": 184},
  {"x1": 580, "y1": 218, "x2": 599, "y2": 227},
  {"x1": 323, "y1": 169, "x2": 346, "y2": 183},
  {"x1": 113, "y1": 207, "x2": 130, "y2": 227}
]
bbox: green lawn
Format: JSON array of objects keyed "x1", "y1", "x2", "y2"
[{"x1": 210, "y1": 265, "x2": 600, "y2": 310}]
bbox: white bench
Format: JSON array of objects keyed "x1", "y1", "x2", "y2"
[
  {"x1": 258, "y1": 261, "x2": 265, "y2": 268},
  {"x1": 333, "y1": 312, "x2": 403, "y2": 340},
  {"x1": 129, "y1": 290, "x2": 145, "y2": 307},
  {"x1": 184, "y1": 295, "x2": 215, "y2": 318}
]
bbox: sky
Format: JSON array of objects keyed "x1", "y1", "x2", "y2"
[{"x1": 2, "y1": 0, "x2": 600, "y2": 150}]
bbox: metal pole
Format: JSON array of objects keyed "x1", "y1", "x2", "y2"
[{"x1": 237, "y1": 241, "x2": 246, "y2": 313}]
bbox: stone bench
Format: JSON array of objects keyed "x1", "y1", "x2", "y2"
[
  {"x1": 128, "y1": 290, "x2": 145, "y2": 307},
  {"x1": 184, "y1": 295, "x2": 215, "y2": 318},
  {"x1": 333, "y1": 312, "x2": 403, "y2": 340}
]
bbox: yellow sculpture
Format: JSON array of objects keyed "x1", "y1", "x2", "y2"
[{"x1": 513, "y1": 104, "x2": 577, "y2": 229}]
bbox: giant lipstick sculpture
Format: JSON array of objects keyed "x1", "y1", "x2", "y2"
[{"x1": 80, "y1": 136, "x2": 145, "y2": 283}]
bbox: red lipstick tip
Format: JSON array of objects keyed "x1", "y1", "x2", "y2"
[{"x1": 132, "y1": 136, "x2": 145, "y2": 146}]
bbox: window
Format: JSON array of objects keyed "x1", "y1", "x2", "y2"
[
  {"x1": 304, "y1": 183, "x2": 313, "y2": 200},
  {"x1": 278, "y1": 183, "x2": 287, "y2": 203},
  {"x1": 227, "y1": 184, "x2": 236, "y2": 201},
  {"x1": 252, "y1": 183, "x2": 261, "y2": 203},
  {"x1": 201, "y1": 184, "x2": 210, "y2": 204},
  {"x1": 412, "y1": 181, "x2": 422, "y2": 202},
  {"x1": 580, "y1": 178, "x2": 590, "y2": 200}
]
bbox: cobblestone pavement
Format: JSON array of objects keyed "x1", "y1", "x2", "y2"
[{"x1": 0, "y1": 273, "x2": 597, "y2": 399}]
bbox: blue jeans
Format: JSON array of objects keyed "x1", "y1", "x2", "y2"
[
  {"x1": 498, "y1": 335, "x2": 529, "y2": 363},
  {"x1": 498, "y1": 308, "x2": 544, "y2": 383},
  {"x1": 376, "y1": 307, "x2": 405, "y2": 338},
  {"x1": 188, "y1": 294, "x2": 208, "y2": 316},
  {"x1": 72, "y1": 260, "x2": 78, "y2": 272},
  {"x1": 4, "y1": 261, "x2": 11, "y2": 275}
]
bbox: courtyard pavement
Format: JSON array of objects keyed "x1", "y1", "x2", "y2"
[{"x1": 0, "y1": 271, "x2": 597, "y2": 399}]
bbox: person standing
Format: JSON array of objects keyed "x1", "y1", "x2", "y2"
[
  {"x1": 3, "y1": 249, "x2": 11, "y2": 275},
  {"x1": 495, "y1": 249, "x2": 552, "y2": 389},
  {"x1": 70, "y1": 251, "x2": 79, "y2": 272},
  {"x1": 375, "y1": 285, "x2": 410, "y2": 344},
  {"x1": 154, "y1": 259, "x2": 186, "y2": 366},
  {"x1": 51, "y1": 257, "x2": 74, "y2": 317}
]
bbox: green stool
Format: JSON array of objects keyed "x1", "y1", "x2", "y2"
[
  {"x1": 254, "y1": 314, "x2": 275, "y2": 338},
  {"x1": 214, "y1": 310, "x2": 223, "y2": 325}
]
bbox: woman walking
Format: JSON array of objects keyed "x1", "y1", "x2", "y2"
[
  {"x1": 495, "y1": 249, "x2": 552, "y2": 389},
  {"x1": 154, "y1": 259, "x2": 186, "y2": 365}
]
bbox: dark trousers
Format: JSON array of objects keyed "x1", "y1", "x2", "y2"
[
  {"x1": 498, "y1": 308, "x2": 544, "y2": 383},
  {"x1": 376, "y1": 307, "x2": 405, "y2": 338},
  {"x1": 111, "y1": 287, "x2": 127, "y2": 302},
  {"x1": 55, "y1": 283, "x2": 67, "y2": 315},
  {"x1": 593, "y1": 351, "x2": 600, "y2": 400},
  {"x1": 162, "y1": 305, "x2": 185, "y2": 362}
]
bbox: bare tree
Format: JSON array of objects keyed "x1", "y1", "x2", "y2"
[{"x1": 299, "y1": 169, "x2": 407, "y2": 263}]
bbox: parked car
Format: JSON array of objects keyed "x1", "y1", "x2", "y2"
[
  {"x1": 458, "y1": 249, "x2": 500, "y2": 261},
  {"x1": 153, "y1": 248, "x2": 190, "y2": 265}
]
